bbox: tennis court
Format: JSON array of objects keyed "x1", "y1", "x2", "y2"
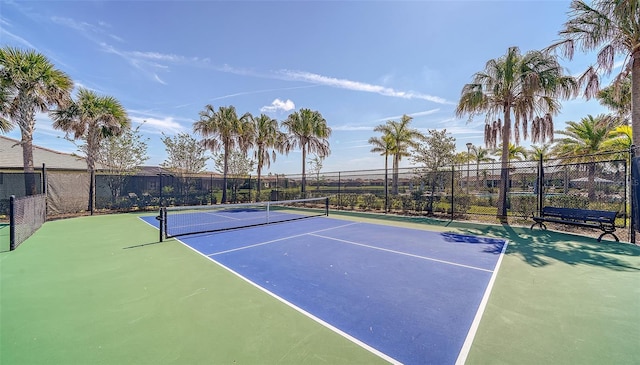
[
  {"x1": 141, "y1": 201, "x2": 507, "y2": 364},
  {"x1": 2, "y1": 205, "x2": 639, "y2": 364}
]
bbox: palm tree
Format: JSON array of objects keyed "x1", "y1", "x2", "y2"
[
  {"x1": 0, "y1": 47, "x2": 73, "y2": 194},
  {"x1": 601, "y1": 124, "x2": 632, "y2": 154},
  {"x1": 456, "y1": 46, "x2": 578, "y2": 219},
  {"x1": 597, "y1": 74, "x2": 631, "y2": 123},
  {"x1": 194, "y1": 105, "x2": 252, "y2": 204},
  {"x1": 282, "y1": 108, "x2": 331, "y2": 198},
  {"x1": 52, "y1": 88, "x2": 129, "y2": 172},
  {"x1": 51, "y1": 87, "x2": 129, "y2": 212},
  {"x1": 368, "y1": 133, "x2": 395, "y2": 212},
  {"x1": 247, "y1": 113, "x2": 285, "y2": 201},
  {"x1": 529, "y1": 144, "x2": 553, "y2": 162},
  {"x1": 471, "y1": 146, "x2": 493, "y2": 190},
  {"x1": 373, "y1": 115, "x2": 424, "y2": 194},
  {"x1": 549, "y1": 0, "x2": 640, "y2": 147},
  {"x1": 553, "y1": 114, "x2": 614, "y2": 200}
]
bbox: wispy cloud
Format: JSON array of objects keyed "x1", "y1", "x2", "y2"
[
  {"x1": 210, "y1": 85, "x2": 319, "y2": 102},
  {"x1": 128, "y1": 110, "x2": 188, "y2": 135},
  {"x1": 100, "y1": 42, "x2": 172, "y2": 85},
  {"x1": 333, "y1": 125, "x2": 374, "y2": 131},
  {"x1": 334, "y1": 109, "x2": 442, "y2": 131},
  {"x1": 51, "y1": 16, "x2": 123, "y2": 44},
  {"x1": 0, "y1": 27, "x2": 37, "y2": 49},
  {"x1": 278, "y1": 70, "x2": 452, "y2": 105},
  {"x1": 260, "y1": 99, "x2": 296, "y2": 113}
]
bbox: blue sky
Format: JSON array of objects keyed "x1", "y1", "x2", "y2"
[{"x1": 2, "y1": 0, "x2": 613, "y2": 175}]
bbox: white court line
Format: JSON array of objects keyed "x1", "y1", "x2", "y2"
[
  {"x1": 173, "y1": 233, "x2": 401, "y2": 365},
  {"x1": 455, "y1": 240, "x2": 509, "y2": 365},
  {"x1": 309, "y1": 233, "x2": 494, "y2": 273},
  {"x1": 203, "y1": 211, "x2": 243, "y2": 220},
  {"x1": 207, "y1": 221, "x2": 361, "y2": 257}
]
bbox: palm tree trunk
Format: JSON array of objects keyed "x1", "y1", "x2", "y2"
[
  {"x1": 256, "y1": 166, "x2": 262, "y2": 202},
  {"x1": 384, "y1": 153, "x2": 389, "y2": 212},
  {"x1": 497, "y1": 111, "x2": 511, "y2": 220},
  {"x1": 21, "y1": 135, "x2": 37, "y2": 196},
  {"x1": 222, "y1": 148, "x2": 229, "y2": 203},
  {"x1": 86, "y1": 133, "x2": 98, "y2": 213},
  {"x1": 392, "y1": 154, "x2": 399, "y2": 195},
  {"x1": 632, "y1": 56, "x2": 640, "y2": 148}
]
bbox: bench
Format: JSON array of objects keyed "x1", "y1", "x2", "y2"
[{"x1": 530, "y1": 206, "x2": 619, "y2": 242}]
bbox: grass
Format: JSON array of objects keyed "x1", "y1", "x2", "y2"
[{"x1": 1, "y1": 211, "x2": 639, "y2": 364}]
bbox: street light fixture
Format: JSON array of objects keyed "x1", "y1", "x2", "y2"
[{"x1": 466, "y1": 143, "x2": 473, "y2": 194}]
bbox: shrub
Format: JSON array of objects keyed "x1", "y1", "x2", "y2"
[
  {"x1": 343, "y1": 194, "x2": 358, "y2": 210},
  {"x1": 546, "y1": 194, "x2": 589, "y2": 209},
  {"x1": 510, "y1": 195, "x2": 537, "y2": 218},
  {"x1": 360, "y1": 193, "x2": 376, "y2": 210}
]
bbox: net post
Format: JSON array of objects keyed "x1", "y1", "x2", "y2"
[
  {"x1": 267, "y1": 201, "x2": 271, "y2": 223},
  {"x1": 325, "y1": 197, "x2": 329, "y2": 216},
  {"x1": 157, "y1": 207, "x2": 165, "y2": 242},
  {"x1": 9, "y1": 195, "x2": 15, "y2": 251}
]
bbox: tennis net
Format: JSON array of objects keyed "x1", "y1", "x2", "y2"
[
  {"x1": 159, "y1": 197, "x2": 329, "y2": 240},
  {"x1": 10, "y1": 194, "x2": 47, "y2": 250}
]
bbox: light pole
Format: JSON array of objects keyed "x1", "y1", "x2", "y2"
[{"x1": 466, "y1": 143, "x2": 473, "y2": 194}]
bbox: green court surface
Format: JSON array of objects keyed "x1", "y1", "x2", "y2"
[{"x1": 1, "y1": 212, "x2": 639, "y2": 364}]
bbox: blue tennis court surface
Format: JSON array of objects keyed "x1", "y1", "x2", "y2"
[{"x1": 141, "y1": 214, "x2": 507, "y2": 364}]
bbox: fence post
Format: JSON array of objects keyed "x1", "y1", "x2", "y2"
[
  {"x1": 450, "y1": 165, "x2": 455, "y2": 220},
  {"x1": 42, "y1": 163, "x2": 48, "y2": 216},
  {"x1": 338, "y1": 172, "x2": 341, "y2": 209},
  {"x1": 89, "y1": 169, "x2": 95, "y2": 215},
  {"x1": 9, "y1": 195, "x2": 15, "y2": 250},
  {"x1": 631, "y1": 145, "x2": 636, "y2": 244},
  {"x1": 538, "y1": 157, "x2": 544, "y2": 216}
]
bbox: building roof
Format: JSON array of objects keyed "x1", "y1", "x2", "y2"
[{"x1": 0, "y1": 135, "x2": 90, "y2": 170}]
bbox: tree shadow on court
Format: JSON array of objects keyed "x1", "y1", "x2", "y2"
[
  {"x1": 452, "y1": 222, "x2": 640, "y2": 271},
  {"x1": 439, "y1": 232, "x2": 505, "y2": 254},
  {"x1": 331, "y1": 211, "x2": 640, "y2": 271}
]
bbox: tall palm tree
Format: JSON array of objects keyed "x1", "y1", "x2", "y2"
[
  {"x1": 194, "y1": 105, "x2": 252, "y2": 204},
  {"x1": 282, "y1": 108, "x2": 331, "y2": 198},
  {"x1": 553, "y1": 114, "x2": 614, "y2": 199},
  {"x1": 368, "y1": 133, "x2": 395, "y2": 212},
  {"x1": 0, "y1": 47, "x2": 73, "y2": 194},
  {"x1": 51, "y1": 87, "x2": 129, "y2": 211},
  {"x1": 456, "y1": 46, "x2": 578, "y2": 219},
  {"x1": 247, "y1": 113, "x2": 285, "y2": 201},
  {"x1": 52, "y1": 88, "x2": 129, "y2": 172},
  {"x1": 373, "y1": 115, "x2": 424, "y2": 194},
  {"x1": 550, "y1": 0, "x2": 640, "y2": 147}
]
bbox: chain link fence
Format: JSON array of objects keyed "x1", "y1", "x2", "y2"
[{"x1": 0, "y1": 151, "x2": 630, "y2": 231}]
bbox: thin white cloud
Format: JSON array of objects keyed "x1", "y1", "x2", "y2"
[
  {"x1": 153, "y1": 74, "x2": 167, "y2": 85},
  {"x1": 333, "y1": 125, "x2": 373, "y2": 131},
  {"x1": 210, "y1": 85, "x2": 319, "y2": 102},
  {"x1": 260, "y1": 99, "x2": 296, "y2": 113},
  {"x1": 129, "y1": 114, "x2": 187, "y2": 135},
  {"x1": 0, "y1": 28, "x2": 37, "y2": 49},
  {"x1": 278, "y1": 70, "x2": 452, "y2": 105},
  {"x1": 335, "y1": 109, "x2": 442, "y2": 131},
  {"x1": 51, "y1": 16, "x2": 123, "y2": 43}
]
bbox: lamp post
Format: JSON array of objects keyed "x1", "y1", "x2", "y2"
[{"x1": 466, "y1": 142, "x2": 473, "y2": 194}]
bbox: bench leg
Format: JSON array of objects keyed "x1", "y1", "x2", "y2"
[
  {"x1": 530, "y1": 221, "x2": 546, "y2": 230},
  {"x1": 597, "y1": 231, "x2": 619, "y2": 242}
]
